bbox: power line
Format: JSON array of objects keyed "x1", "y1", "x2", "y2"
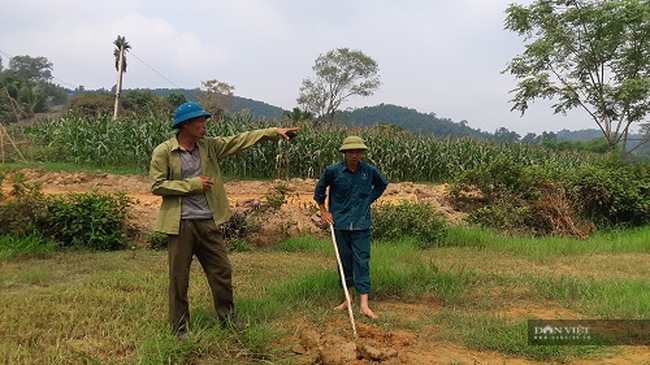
[
  {"x1": 127, "y1": 50, "x2": 181, "y2": 89},
  {"x1": 0, "y1": 49, "x2": 12, "y2": 60},
  {"x1": 0, "y1": 48, "x2": 77, "y2": 89}
]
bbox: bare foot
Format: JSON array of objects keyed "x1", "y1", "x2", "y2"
[
  {"x1": 333, "y1": 299, "x2": 352, "y2": 311},
  {"x1": 358, "y1": 294, "x2": 377, "y2": 319},
  {"x1": 360, "y1": 306, "x2": 378, "y2": 319}
]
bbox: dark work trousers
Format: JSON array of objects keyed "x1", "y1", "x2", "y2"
[
  {"x1": 167, "y1": 219, "x2": 233, "y2": 332},
  {"x1": 334, "y1": 229, "x2": 371, "y2": 294}
]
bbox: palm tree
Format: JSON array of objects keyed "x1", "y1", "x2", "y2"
[{"x1": 112, "y1": 35, "x2": 131, "y2": 121}]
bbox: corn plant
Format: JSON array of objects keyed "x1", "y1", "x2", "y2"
[{"x1": 22, "y1": 113, "x2": 602, "y2": 182}]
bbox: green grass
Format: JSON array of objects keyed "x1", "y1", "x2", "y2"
[
  {"x1": 1, "y1": 227, "x2": 649, "y2": 364},
  {"x1": 444, "y1": 225, "x2": 650, "y2": 257},
  {"x1": 0, "y1": 233, "x2": 60, "y2": 260},
  {"x1": 531, "y1": 275, "x2": 650, "y2": 318}
]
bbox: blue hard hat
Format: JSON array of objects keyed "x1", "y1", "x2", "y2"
[{"x1": 172, "y1": 102, "x2": 211, "y2": 128}]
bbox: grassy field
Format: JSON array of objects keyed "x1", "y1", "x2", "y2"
[{"x1": 1, "y1": 227, "x2": 650, "y2": 364}]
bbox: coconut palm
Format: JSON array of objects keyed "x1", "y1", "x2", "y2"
[{"x1": 112, "y1": 35, "x2": 131, "y2": 121}]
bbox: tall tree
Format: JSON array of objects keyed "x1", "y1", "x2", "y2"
[
  {"x1": 7, "y1": 55, "x2": 53, "y2": 83},
  {"x1": 112, "y1": 35, "x2": 131, "y2": 121},
  {"x1": 1, "y1": 55, "x2": 59, "y2": 122},
  {"x1": 503, "y1": 0, "x2": 649, "y2": 154},
  {"x1": 195, "y1": 79, "x2": 235, "y2": 118},
  {"x1": 297, "y1": 48, "x2": 381, "y2": 124}
]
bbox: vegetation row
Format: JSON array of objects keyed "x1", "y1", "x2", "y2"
[{"x1": 1, "y1": 111, "x2": 649, "y2": 255}]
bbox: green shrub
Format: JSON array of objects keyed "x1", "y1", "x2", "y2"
[
  {"x1": 264, "y1": 182, "x2": 288, "y2": 210},
  {"x1": 0, "y1": 173, "x2": 48, "y2": 237},
  {"x1": 44, "y1": 191, "x2": 136, "y2": 250},
  {"x1": 449, "y1": 158, "x2": 592, "y2": 238},
  {"x1": 563, "y1": 158, "x2": 650, "y2": 228},
  {"x1": 218, "y1": 210, "x2": 262, "y2": 250},
  {"x1": 371, "y1": 200, "x2": 448, "y2": 248},
  {"x1": 1, "y1": 171, "x2": 137, "y2": 252},
  {"x1": 146, "y1": 231, "x2": 168, "y2": 250}
]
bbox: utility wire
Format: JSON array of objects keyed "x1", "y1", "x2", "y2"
[
  {"x1": 126, "y1": 50, "x2": 181, "y2": 89},
  {"x1": 0, "y1": 49, "x2": 12, "y2": 60},
  {"x1": 0, "y1": 48, "x2": 77, "y2": 89},
  {"x1": 2, "y1": 47, "x2": 187, "y2": 92}
]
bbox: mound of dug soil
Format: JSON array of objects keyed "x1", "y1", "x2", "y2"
[{"x1": 292, "y1": 323, "x2": 415, "y2": 364}]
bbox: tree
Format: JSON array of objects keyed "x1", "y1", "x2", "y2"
[
  {"x1": 165, "y1": 93, "x2": 188, "y2": 112},
  {"x1": 195, "y1": 79, "x2": 235, "y2": 118},
  {"x1": 112, "y1": 35, "x2": 131, "y2": 121},
  {"x1": 121, "y1": 90, "x2": 163, "y2": 115},
  {"x1": 7, "y1": 55, "x2": 53, "y2": 83},
  {"x1": 0, "y1": 55, "x2": 67, "y2": 122},
  {"x1": 493, "y1": 127, "x2": 521, "y2": 143},
  {"x1": 521, "y1": 132, "x2": 541, "y2": 145},
  {"x1": 68, "y1": 93, "x2": 114, "y2": 117},
  {"x1": 283, "y1": 107, "x2": 314, "y2": 124},
  {"x1": 297, "y1": 48, "x2": 381, "y2": 124},
  {"x1": 503, "y1": 0, "x2": 649, "y2": 154}
]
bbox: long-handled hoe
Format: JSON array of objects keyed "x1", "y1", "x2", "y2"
[{"x1": 329, "y1": 224, "x2": 358, "y2": 339}]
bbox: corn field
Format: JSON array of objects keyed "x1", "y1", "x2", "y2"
[{"x1": 17, "y1": 113, "x2": 599, "y2": 182}]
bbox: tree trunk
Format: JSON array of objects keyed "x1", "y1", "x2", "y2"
[{"x1": 112, "y1": 46, "x2": 125, "y2": 122}]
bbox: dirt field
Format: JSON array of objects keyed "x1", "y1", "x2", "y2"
[{"x1": 2, "y1": 169, "x2": 648, "y2": 364}]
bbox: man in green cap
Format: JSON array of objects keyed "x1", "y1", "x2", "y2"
[
  {"x1": 314, "y1": 135, "x2": 389, "y2": 319},
  {"x1": 150, "y1": 102, "x2": 299, "y2": 340}
]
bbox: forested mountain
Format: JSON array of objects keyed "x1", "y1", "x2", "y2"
[
  {"x1": 134, "y1": 89, "x2": 649, "y2": 158},
  {"x1": 335, "y1": 103, "x2": 493, "y2": 139},
  {"x1": 145, "y1": 89, "x2": 491, "y2": 139}
]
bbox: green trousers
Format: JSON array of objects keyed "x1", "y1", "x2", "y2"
[{"x1": 167, "y1": 219, "x2": 233, "y2": 331}]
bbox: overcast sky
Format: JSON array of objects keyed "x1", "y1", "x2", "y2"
[{"x1": 1, "y1": 0, "x2": 599, "y2": 135}]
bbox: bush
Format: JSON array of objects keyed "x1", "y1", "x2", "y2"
[
  {"x1": 563, "y1": 159, "x2": 650, "y2": 228},
  {"x1": 264, "y1": 182, "x2": 288, "y2": 210},
  {"x1": 44, "y1": 191, "x2": 136, "y2": 250},
  {"x1": 449, "y1": 158, "x2": 593, "y2": 238},
  {"x1": 371, "y1": 200, "x2": 448, "y2": 248},
  {"x1": 146, "y1": 231, "x2": 168, "y2": 250},
  {"x1": 1, "y1": 171, "x2": 136, "y2": 252},
  {"x1": 0, "y1": 173, "x2": 48, "y2": 237}
]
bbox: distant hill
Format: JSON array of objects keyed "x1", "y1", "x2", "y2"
[
  {"x1": 142, "y1": 89, "x2": 491, "y2": 138},
  {"x1": 335, "y1": 103, "x2": 493, "y2": 139},
  {"x1": 556, "y1": 129, "x2": 603, "y2": 141},
  {"x1": 230, "y1": 96, "x2": 284, "y2": 118}
]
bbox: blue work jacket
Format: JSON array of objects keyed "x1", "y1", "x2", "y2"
[{"x1": 314, "y1": 161, "x2": 389, "y2": 230}]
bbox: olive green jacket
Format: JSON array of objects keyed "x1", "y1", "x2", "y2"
[{"x1": 149, "y1": 128, "x2": 278, "y2": 235}]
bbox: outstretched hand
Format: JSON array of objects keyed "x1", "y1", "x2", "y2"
[{"x1": 277, "y1": 127, "x2": 301, "y2": 140}]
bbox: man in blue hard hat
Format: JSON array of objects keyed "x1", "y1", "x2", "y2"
[{"x1": 150, "y1": 102, "x2": 299, "y2": 340}]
